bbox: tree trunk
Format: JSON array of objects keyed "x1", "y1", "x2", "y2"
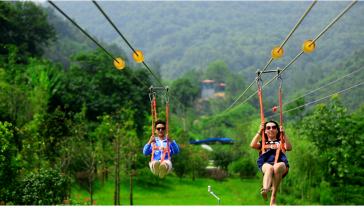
[
  {"x1": 102, "y1": 144, "x2": 105, "y2": 186},
  {"x1": 302, "y1": 181, "x2": 304, "y2": 203},
  {"x1": 192, "y1": 168, "x2": 195, "y2": 181},
  {"x1": 308, "y1": 170, "x2": 310, "y2": 204},
  {"x1": 102, "y1": 165, "x2": 105, "y2": 187},
  {"x1": 90, "y1": 139, "x2": 93, "y2": 205},
  {"x1": 130, "y1": 169, "x2": 133, "y2": 205}
]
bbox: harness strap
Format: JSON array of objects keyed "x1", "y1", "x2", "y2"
[
  {"x1": 153, "y1": 97, "x2": 157, "y2": 121},
  {"x1": 166, "y1": 103, "x2": 171, "y2": 162},
  {"x1": 258, "y1": 85, "x2": 266, "y2": 154},
  {"x1": 151, "y1": 142, "x2": 171, "y2": 163}
]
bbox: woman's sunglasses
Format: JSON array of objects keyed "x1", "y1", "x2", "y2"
[
  {"x1": 156, "y1": 127, "x2": 166, "y2": 131},
  {"x1": 266, "y1": 126, "x2": 277, "y2": 130}
]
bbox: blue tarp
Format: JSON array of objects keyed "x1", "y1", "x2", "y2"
[{"x1": 189, "y1": 137, "x2": 234, "y2": 145}]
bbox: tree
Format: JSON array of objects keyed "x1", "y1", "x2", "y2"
[
  {"x1": 0, "y1": 1, "x2": 57, "y2": 62},
  {"x1": 211, "y1": 144, "x2": 233, "y2": 171},
  {"x1": 38, "y1": 108, "x2": 71, "y2": 169},
  {"x1": 285, "y1": 95, "x2": 305, "y2": 122},
  {"x1": 172, "y1": 144, "x2": 192, "y2": 180},
  {"x1": 171, "y1": 78, "x2": 198, "y2": 109},
  {"x1": 204, "y1": 61, "x2": 230, "y2": 84},
  {"x1": 52, "y1": 49, "x2": 151, "y2": 138},
  {"x1": 0, "y1": 121, "x2": 21, "y2": 204},
  {"x1": 13, "y1": 168, "x2": 70, "y2": 205},
  {"x1": 300, "y1": 94, "x2": 364, "y2": 203}
]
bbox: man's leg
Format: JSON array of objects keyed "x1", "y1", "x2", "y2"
[
  {"x1": 159, "y1": 160, "x2": 172, "y2": 178},
  {"x1": 270, "y1": 162, "x2": 286, "y2": 206},
  {"x1": 261, "y1": 164, "x2": 274, "y2": 201},
  {"x1": 149, "y1": 161, "x2": 160, "y2": 176}
]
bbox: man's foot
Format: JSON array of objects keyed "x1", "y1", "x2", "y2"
[
  {"x1": 159, "y1": 163, "x2": 167, "y2": 179},
  {"x1": 154, "y1": 161, "x2": 160, "y2": 176},
  {"x1": 260, "y1": 188, "x2": 269, "y2": 201}
]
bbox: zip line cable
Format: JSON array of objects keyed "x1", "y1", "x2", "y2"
[
  {"x1": 221, "y1": 0, "x2": 356, "y2": 117},
  {"x1": 220, "y1": 0, "x2": 316, "y2": 116},
  {"x1": 48, "y1": 0, "x2": 150, "y2": 90},
  {"x1": 310, "y1": 0, "x2": 357, "y2": 46},
  {"x1": 244, "y1": 66, "x2": 364, "y2": 119},
  {"x1": 48, "y1": 1, "x2": 119, "y2": 64},
  {"x1": 283, "y1": 66, "x2": 364, "y2": 106},
  {"x1": 48, "y1": 0, "x2": 186, "y2": 109},
  {"x1": 93, "y1": 0, "x2": 187, "y2": 110},
  {"x1": 220, "y1": 51, "x2": 304, "y2": 116},
  {"x1": 242, "y1": 80, "x2": 364, "y2": 125}
]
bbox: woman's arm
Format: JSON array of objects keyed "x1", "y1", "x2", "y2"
[{"x1": 250, "y1": 122, "x2": 264, "y2": 150}]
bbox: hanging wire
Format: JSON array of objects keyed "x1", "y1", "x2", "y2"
[
  {"x1": 48, "y1": 0, "x2": 152, "y2": 91},
  {"x1": 247, "y1": 66, "x2": 364, "y2": 118},
  {"x1": 48, "y1": 0, "x2": 119, "y2": 63},
  {"x1": 93, "y1": 0, "x2": 186, "y2": 110},
  {"x1": 283, "y1": 66, "x2": 364, "y2": 106},
  {"x1": 310, "y1": 0, "x2": 357, "y2": 46},
  {"x1": 263, "y1": 80, "x2": 364, "y2": 120},
  {"x1": 239, "y1": 80, "x2": 364, "y2": 125},
  {"x1": 220, "y1": 0, "x2": 316, "y2": 116}
]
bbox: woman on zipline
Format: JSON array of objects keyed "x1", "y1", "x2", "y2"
[{"x1": 250, "y1": 120, "x2": 292, "y2": 206}]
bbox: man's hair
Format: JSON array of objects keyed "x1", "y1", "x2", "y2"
[{"x1": 155, "y1": 120, "x2": 166, "y2": 128}]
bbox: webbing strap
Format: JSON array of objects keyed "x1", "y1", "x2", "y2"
[
  {"x1": 166, "y1": 103, "x2": 171, "y2": 162},
  {"x1": 153, "y1": 97, "x2": 157, "y2": 121},
  {"x1": 279, "y1": 89, "x2": 285, "y2": 153},
  {"x1": 258, "y1": 85, "x2": 266, "y2": 153}
]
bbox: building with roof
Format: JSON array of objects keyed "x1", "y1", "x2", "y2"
[{"x1": 201, "y1": 80, "x2": 226, "y2": 99}]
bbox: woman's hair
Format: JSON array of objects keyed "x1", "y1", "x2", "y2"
[
  {"x1": 264, "y1": 120, "x2": 281, "y2": 140},
  {"x1": 155, "y1": 120, "x2": 166, "y2": 128}
]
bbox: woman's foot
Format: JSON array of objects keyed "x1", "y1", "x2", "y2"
[
  {"x1": 260, "y1": 188, "x2": 269, "y2": 201},
  {"x1": 270, "y1": 196, "x2": 277, "y2": 206},
  {"x1": 154, "y1": 161, "x2": 160, "y2": 176}
]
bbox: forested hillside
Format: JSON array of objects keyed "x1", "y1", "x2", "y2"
[{"x1": 45, "y1": 1, "x2": 364, "y2": 78}]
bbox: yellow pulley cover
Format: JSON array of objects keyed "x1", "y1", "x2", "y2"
[
  {"x1": 132, "y1": 50, "x2": 144, "y2": 63},
  {"x1": 302, "y1": 40, "x2": 315, "y2": 53},
  {"x1": 271, "y1": 46, "x2": 284, "y2": 59},
  {"x1": 113, "y1": 57, "x2": 125, "y2": 70}
]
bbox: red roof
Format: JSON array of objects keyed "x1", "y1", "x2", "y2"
[
  {"x1": 202, "y1": 80, "x2": 215, "y2": 83},
  {"x1": 220, "y1": 83, "x2": 226, "y2": 86}
]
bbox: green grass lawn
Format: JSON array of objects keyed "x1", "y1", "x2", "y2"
[{"x1": 70, "y1": 173, "x2": 283, "y2": 205}]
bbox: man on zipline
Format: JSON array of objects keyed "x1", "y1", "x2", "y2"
[
  {"x1": 143, "y1": 120, "x2": 180, "y2": 179},
  {"x1": 250, "y1": 120, "x2": 292, "y2": 206}
]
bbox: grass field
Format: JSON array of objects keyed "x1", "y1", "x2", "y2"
[{"x1": 71, "y1": 172, "x2": 282, "y2": 205}]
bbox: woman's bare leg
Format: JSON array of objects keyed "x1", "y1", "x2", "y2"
[
  {"x1": 270, "y1": 162, "x2": 286, "y2": 206},
  {"x1": 261, "y1": 164, "x2": 274, "y2": 201}
]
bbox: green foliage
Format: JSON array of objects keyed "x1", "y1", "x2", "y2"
[
  {"x1": 285, "y1": 95, "x2": 305, "y2": 122},
  {"x1": 13, "y1": 168, "x2": 71, "y2": 205},
  {"x1": 172, "y1": 144, "x2": 191, "y2": 180},
  {"x1": 51, "y1": 2, "x2": 364, "y2": 89},
  {"x1": 38, "y1": 108, "x2": 71, "y2": 169},
  {"x1": 210, "y1": 144, "x2": 233, "y2": 171},
  {"x1": 231, "y1": 158, "x2": 257, "y2": 179},
  {"x1": 171, "y1": 78, "x2": 198, "y2": 109},
  {"x1": 53, "y1": 48, "x2": 151, "y2": 138},
  {"x1": 0, "y1": 1, "x2": 57, "y2": 61},
  {"x1": 204, "y1": 61, "x2": 230, "y2": 84},
  {"x1": 0, "y1": 121, "x2": 21, "y2": 204}
]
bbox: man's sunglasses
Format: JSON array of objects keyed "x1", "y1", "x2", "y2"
[
  {"x1": 266, "y1": 126, "x2": 277, "y2": 130},
  {"x1": 156, "y1": 127, "x2": 166, "y2": 131}
]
